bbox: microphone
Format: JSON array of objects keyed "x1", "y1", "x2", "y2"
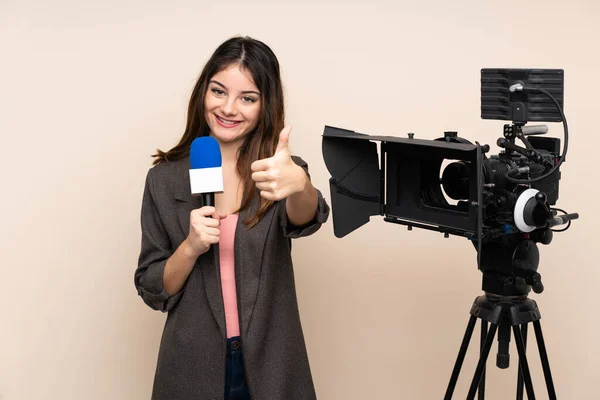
[
  {"x1": 522, "y1": 125, "x2": 549, "y2": 136},
  {"x1": 547, "y1": 212, "x2": 579, "y2": 228},
  {"x1": 189, "y1": 136, "x2": 223, "y2": 207}
]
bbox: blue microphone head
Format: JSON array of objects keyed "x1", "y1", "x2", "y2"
[{"x1": 190, "y1": 136, "x2": 222, "y2": 169}]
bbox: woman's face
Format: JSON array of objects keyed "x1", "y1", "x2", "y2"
[{"x1": 204, "y1": 64, "x2": 261, "y2": 145}]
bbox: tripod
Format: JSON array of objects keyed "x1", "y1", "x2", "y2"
[
  {"x1": 443, "y1": 293, "x2": 556, "y2": 400},
  {"x1": 441, "y1": 231, "x2": 561, "y2": 400}
]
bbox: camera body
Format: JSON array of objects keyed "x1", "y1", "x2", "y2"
[
  {"x1": 481, "y1": 134, "x2": 561, "y2": 229},
  {"x1": 429, "y1": 127, "x2": 562, "y2": 240}
]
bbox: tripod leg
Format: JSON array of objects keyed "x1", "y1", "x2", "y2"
[
  {"x1": 512, "y1": 324, "x2": 536, "y2": 400},
  {"x1": 533, "y1": 320, "x2": 557, "y2": 400},
  {"x1": 466, "y1": 323, "x2": 498, "y2": 400},
  {"x1": 516, "y1": 324, "x2": 527, "y2": 400},
  {"x1": 444, "y1": 315, "x2": 477, "y2": 400},
  {"x1": 478, "y1": 320, "x2": 487, "y2": 400}
]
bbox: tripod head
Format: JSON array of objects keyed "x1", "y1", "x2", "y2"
[{"x1": 480, "y1": 231, "x2": 544, "y2": 296}]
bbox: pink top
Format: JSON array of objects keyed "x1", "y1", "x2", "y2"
[{"x1": 219, "y1": 214, "x2": 240, "y2": 338}]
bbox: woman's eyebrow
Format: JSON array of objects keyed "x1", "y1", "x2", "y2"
[{"x1": 209, "y1": 80, "x2": 261, "y2": 96}]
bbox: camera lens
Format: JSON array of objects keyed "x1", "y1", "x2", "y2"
[{"x1": 441, "y1": 161, "x2": 470, "y2": 200}]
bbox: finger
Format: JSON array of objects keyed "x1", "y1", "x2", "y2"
[
  {"x1": 275, "y1": 125, "x2": 292, "y2": 153},
  {"x1": 195, "y1": 206, "x2": 216, "y2": 217},
  {"x1": 251, "y1": 171, "x2": 271, "y2": 182},
  {"x1": 210, "y1": 208, "x2": 221, "y2": 219},
  {"x1": 218, "y1": 211, "x2": 228, "y2": 219},
  {"x1": 202, "y1": 217, "x2": 221, "y2": 228},
  {"x1": 203, "y1": 227, "x2": 220, "y2": 237},
  {"x1": 251, "y1": 157, "x2": 273, "y2": 172},
  {"x1": 260, "y1": 190, "x2": 278, "y2": 201},
  {"x1": 206, "y1": 235, "x2": 220, "y2": 245},
  {"x1": 191, "y1": 208, "x2": 216, "y2": 225},
  {"x1": 255, "y1": 181, "x2": 276, "y2": 191}
]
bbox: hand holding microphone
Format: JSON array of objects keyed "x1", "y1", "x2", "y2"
[
  {"x1": 186, "y1": 136, "x2": 225, "y2": 257},
  {"x1": 185, "y1": 206, "x2": 227, "y2": 257}
]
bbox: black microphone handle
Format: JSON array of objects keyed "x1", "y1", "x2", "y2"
[{"x1": 201, "y1": 193, "x2": 214, "y2": 208}]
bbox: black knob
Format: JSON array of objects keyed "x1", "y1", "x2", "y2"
[
  {"x1": 444, "y1": 131, "x2": 458, "y2": 139},
  {"x1": 535, "y1": 192, "x2": 552, "y2": 217},
  {"x1": 535, "y1": 192, "x2": 547, "y2": 205},
  {"x1": 539, "y1": 229, "x2": 553, "y2": 245},
  {"x1": 530, "y1": 272, "x2": 544, "y2": 294}
]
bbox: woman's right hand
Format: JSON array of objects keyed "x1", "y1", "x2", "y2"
[{"x1": 184, "y1": 206, "x2": 227, "y2": 257}]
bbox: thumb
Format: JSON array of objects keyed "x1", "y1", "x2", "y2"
[{"x1": 275, "y1": 126, "x2": 292, "y2": 153}]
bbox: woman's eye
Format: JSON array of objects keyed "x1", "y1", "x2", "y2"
[
  {"x1": 211, "y1": 88, "x2": 225, "y2": 95},
  {"x1": 242, "y1": 96, "x2": 256, "y2": 103}
]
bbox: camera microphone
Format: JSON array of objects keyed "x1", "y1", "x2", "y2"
[
  {"x1": 547, "y1": 213, "x2": 579, "y2": 228},
  {"x1": 521, "y1": 125, "x2": 549, "y2": 136}
]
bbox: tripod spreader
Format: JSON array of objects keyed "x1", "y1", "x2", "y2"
[{"x1": 444, "y1": 294, "x2": 557, "y2": 400}]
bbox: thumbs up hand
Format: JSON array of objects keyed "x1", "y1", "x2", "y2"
[{"x1": 251, "y1": 126, "x2": 307, "y2": 201}]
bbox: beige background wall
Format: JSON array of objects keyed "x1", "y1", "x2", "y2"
[{"x1": 2, "y1": 0, "x2": 599, "y2": 399}]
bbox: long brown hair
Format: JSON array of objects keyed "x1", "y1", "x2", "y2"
[{"x1": 153, "y1": 36, "x2": 285, "y2": 227}]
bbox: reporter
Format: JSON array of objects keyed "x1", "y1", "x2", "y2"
[{"x1": 134, "y1": 36, "x2": 329, "y2": 400}]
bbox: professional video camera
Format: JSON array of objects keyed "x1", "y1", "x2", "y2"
[{"x1": 322, "y1": 69, "x2": 578, "y2": 400}]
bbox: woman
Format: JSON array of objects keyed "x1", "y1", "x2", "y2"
[{"x1": 135, "y1": 36, "x2": 330, "y2": 400}]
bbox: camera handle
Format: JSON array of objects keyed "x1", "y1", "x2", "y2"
[{"x1": 499, "y1": 124, "x2": 555, "y2": 169}]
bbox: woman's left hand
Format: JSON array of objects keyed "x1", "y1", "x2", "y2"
[{"x1": 251, "y1": 126, "x2": 307, "y2": 201}]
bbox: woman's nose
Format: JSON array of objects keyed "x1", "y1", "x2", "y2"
[{"x1": 221, "y1": 98, "x2": 237, "y2": 116}]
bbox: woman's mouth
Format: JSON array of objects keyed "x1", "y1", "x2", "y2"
[{"x1": 215, "y1": 115, "x2": 242, "y2": 128}]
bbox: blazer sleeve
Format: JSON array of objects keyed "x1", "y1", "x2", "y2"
[
  {"x1": 280, "y1": 155, "x2": 330, "y2": 238},
  {"x1": 134, "y1": 168, "x2": 184, "y2": 312}
]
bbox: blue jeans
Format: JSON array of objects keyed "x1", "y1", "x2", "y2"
[{"x1": 224, "y1": 336, "x2": 250, "y2": 400}]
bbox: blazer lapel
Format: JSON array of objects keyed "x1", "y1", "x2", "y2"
[
  {"x1": 172, "y1": 157, "x2": 226, "y2": 337},
  {"x1": 170, "y1": 156, "x2": 276, "y2": 337},
  {"x1": 235, "y1": 196, "x2": 277, "y2": 336}
]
